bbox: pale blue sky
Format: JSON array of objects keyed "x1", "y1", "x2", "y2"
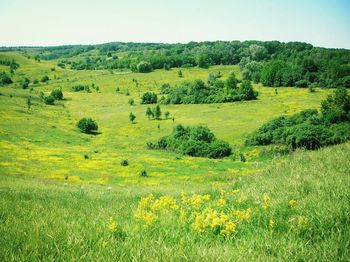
[{"x1": 0, "y1": 0, "x2": 349, "y2": 48}]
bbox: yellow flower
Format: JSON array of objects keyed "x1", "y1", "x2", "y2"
[
  {"x1": 244, "y1": 208, "x2": 252, "y2": 221},
  {"x1": 289, "y1": 199, "x2": 297, "y2": 209},
  {"x1": 237, "y1": 193, "x2": 247, "y2": 203},
  {"x1": 269, "y1": 218, "x2": 274, "y2": 232},
  {"x1": 217, "y1": 198, "x2": 226, "y2": 207},
  {"x1": 108, "y1": 217, "x2": 117, "y2": 233},
  {"x1": 179, "y1": 208, "x2": 187, "y2": 222},
  {"x1": 220, "y1": 221, "x2": 236, "y2": 236},
  {"x1": 151, "y1": 195, "x2": 178, "y2": 211},
  {"x1": 262, "y1": 195, "x2": 271, "y2": 209},
  {"x1": 231, "y1": 189, "x2": 241, "y2": 195}
]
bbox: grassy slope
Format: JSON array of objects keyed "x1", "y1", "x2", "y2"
[
  {"x1": 0, "y1": 52, "x2": 349, "y2": 261},
  {"x1": 0, "y1": 52, "x2": 332, "y2": 186},
  {"x1": 0, "y1": 143, "x2": 349, "y2": 261}
]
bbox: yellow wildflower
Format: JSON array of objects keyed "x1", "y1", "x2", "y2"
[
  {"x1": 269, "y1": 218, "x2": 274, "y2": 232},
  {"x1": 220, "y1": 221, "x2": 236, "y2": 236},
  {"x1": 108, "y1": 217, "x2": 117, "y2": 233},
  {"x1": 289, "y1": 199, "x2": 297, "y2": 209},
  {"x1": 151, "y1": 195, "x2": 178, "y2": 211},
  {"x1": 262, "y1": 195, "x2": 270, "y2": 209},
  {"x1": 217, "y1": 198, "x2": 226, "y2": 207}
]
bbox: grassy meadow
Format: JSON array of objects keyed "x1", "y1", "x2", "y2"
[{"x1": 0, "y1": 52, "x2": 349, "y2": 261}]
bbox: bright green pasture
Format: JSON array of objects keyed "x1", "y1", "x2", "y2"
[{"x1": 0, "y1": 52, "x2": 332, "y2": 186}]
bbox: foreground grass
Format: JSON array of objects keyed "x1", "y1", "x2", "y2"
[{"x1": 1, "y1": 143, "x2": 349, "y2": 261}]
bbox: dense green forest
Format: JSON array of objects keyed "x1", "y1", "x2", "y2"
[{"x1": 1, "y1": 41, "x2": 349, "y2": 89}]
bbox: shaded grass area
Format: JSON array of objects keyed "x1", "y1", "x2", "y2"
[{"x1": 0, "y1": 143, "x2": 349, "y2": 261}]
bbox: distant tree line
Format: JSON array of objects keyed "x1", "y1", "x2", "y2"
[{"x1": 19, "y1": 40, "x2": 349, "y2": 88}]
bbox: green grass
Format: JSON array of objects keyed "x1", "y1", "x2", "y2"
[
  {"x1": 0, "y1": 52, "x2": 348, "y2": 261},
  {"x1": 0, "y1": 143, "x2": 349, "y2": 261},
  {"x1": 0, "y1": 52, "x2": 332, "y2": 186}
]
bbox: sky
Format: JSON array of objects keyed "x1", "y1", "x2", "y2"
[{"x1": 0, "y1": 0, "x2": 349, "y2": 48}]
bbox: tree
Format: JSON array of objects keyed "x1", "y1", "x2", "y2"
[
  {"x1": 197, "y1": 54, "x2": 209, "y2": 68},
  {"x1": 141, "y1": 92, "x2": 157, "y2": 104},
  {"x1": 22, "y1": 78, "x2": 30, "y2": 89},
  {"x1": 43, "y1": 95, "x2": 55, "y2": 105},
  {"x1": 137, "y1": 61, "x2": 152, "y2": 73},
  {"x1": 321, "y1": 87, "x2": 350, "y2": 123},
  {"x1": 249, "y1": 44, "x2": 268, "y2": 61},
  {"x1": 146, "y1": 107, "x2": 154, "y2": 120},
  {"x1": 128, "y1": 98, "x2": 135, "y2": 106},
  {"x1": 239, "y1": 80, "x2": 258, "y2": 100},
  {"x1": 225, "y1": 72, "x2": 237, "y2": 89},
  {"x1": 164, "y1": 111, "x2": 170, "y2": 119},
  {"x1": 27, "y1": 97, "x2": 32, "y2": 110},
  {"x1": 0, "y1": 72, "x2": 12, "y2": 86},
  {"x1": 50, "y1": 88, "x2": 63, "y2": 100},
  {"x1": 178, "y1": 70, "x2": 183, "y2": 78},
  {"x1": 154, "y1": 105, "x2": 161, "y2": 120},
  {"x1": 77, "y1": 118, "x2": 98, "y2": 134},
  {"x1": 129, "y1": 112, "x2": 136, "y2": 123}
]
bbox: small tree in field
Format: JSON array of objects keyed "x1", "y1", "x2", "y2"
[
  {"x1": 128, "y1": 98, "x2": 135, "y2": 106},
  {"x1": 27, "y1": 97, "x2": 32, "y2": 110},
  {"x1": 77, "y1": 118, "x2": 98, "y2": 134},
  {"x1": 146, "y1": 107, "x2": 154, "y2": 120},
  {"x1": 154, "y1": 105, "x2": 161, "y2": 120},
  {"x1": 129, "y1": 112, "x2": 136, "y2": 124},
  {"x1": 178, "y1": 70, "x2": 183, "y2": 78},
  {"x1": 165, "y1": 111, "x2": 170, "y2": 119}
]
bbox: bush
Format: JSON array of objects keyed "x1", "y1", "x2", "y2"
[
  {"x1": 137, "y1": 61, "x2": 152, "y2": 73},
  {"x1": 246, "y1": 89, "x2": 350, "y2": 150},
  {"x1": 41, "y1": 75, "x2": 50, "y2": 83},
  {"x1": 22, "y1": 78, "x2": 30, "y2": 89},
  {"x1": 120, "y1": 159, "x2": 129, "y2": 166},
  {"x1": 165, "y1": 75, "x2": 258, "y2": 105},
  {"x1": 295, "y1": 80, "x2": 309, "y2": 88},
  {"x1": 239, "y1": 80, "x2": 258, "y2": 100},
  {"x1": 141, "y1": 92, "x2": 157, "y2": 104},
  {"x1": 71, "y1": 85, "x2": 90, "y2": 92},
  {"x1": 43, "y1": 95, "x2": 55, "y2": 105},
  {"x1": 148, "y1": 124, "x2": 232, "y2": 158},
  {"x1": 50, "y1": 89, "x2": 63, "y2": 100},
  {"x1": 140, "y1": 170, "x2": 148, "y2": 177},
  {"x1": 0, "y1": 72, "x2": 12, "y2": 86},
  {"x1": 77, "y1": 118, "x2": 98, "y2": 134}
]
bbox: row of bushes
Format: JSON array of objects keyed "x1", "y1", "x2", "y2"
[
  {"x1": 147, "y1": 124, "x2": 232, "y2": 158},
  {"x1": 246, "y1": 88, "x2": 350, "y2": 150}
]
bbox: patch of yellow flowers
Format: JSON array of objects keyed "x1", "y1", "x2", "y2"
[{"x1": 131, "y1": 191, "x2": 308, "y2": 239}]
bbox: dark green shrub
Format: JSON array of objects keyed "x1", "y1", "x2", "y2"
[
  {"x1": 50, "y1": 88, "x2": 63, "y2": 100},
  {"x1": 148, "y1": 124, "x2": 231, "y2": 158},
  {"x1": 71, "y1": 85, "x2": 90, "y2": 92},
  {"x1": 77, "y1": 118, "x2": 98, "y2": 134},
  {"x1": 137, "y1": 61, "x2": 152, "y2": 73},
  {"x1": 22, "y1": 78, "x2": 30, "y2": 89},
  {"x1": 43, "y1": 95, "x2": 55, "y2": 105},
  {"x1": 0, "y1": 72, "x2": 12, "y2": 86},
  {"x1": 41, "y1": 75, "x2": 50, "y2": 83},
  {"x1": 120, "y1": 159, "x2": 129, "y2": 166},
  {"x1": 140, "y1": 170, "x2": 148, "y2": 177},
  {"x1": 141, "y1": 92, "x2": 157, "y2": 104},
  {"x1": 295, "y1": 80, "x2": 309, "y2": 88}
]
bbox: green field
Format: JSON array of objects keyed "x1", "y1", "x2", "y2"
[{"x1": 0, "y1": 52, "x2": 349, "y2": 261}]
